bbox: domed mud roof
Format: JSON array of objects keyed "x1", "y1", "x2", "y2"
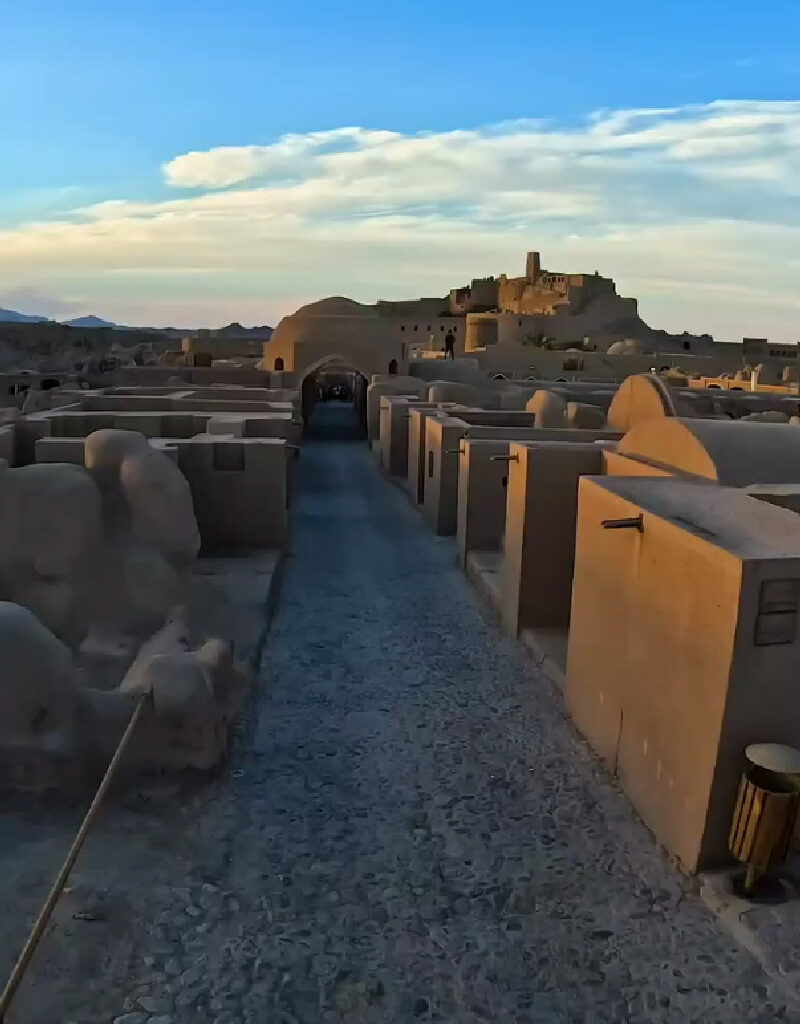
[{"x1": 291, "y1": 296, "x2": 378, "y2": 318}]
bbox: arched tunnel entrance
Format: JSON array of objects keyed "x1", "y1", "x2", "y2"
[{"x1": 300, "y1": 359, "x2": 369, "y2": 441}]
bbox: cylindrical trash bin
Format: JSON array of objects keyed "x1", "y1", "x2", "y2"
[{"x1": 729, "y1": 743, "x2": 800, "y2": 893}]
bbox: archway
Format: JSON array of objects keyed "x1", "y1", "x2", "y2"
[{"x1": 299, "y1": 354, "x2": 370, "y2": 441}]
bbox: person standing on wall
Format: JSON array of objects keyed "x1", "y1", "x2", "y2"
[{"x1": 444, "y1": 329, "x2": 455, "y2": 360}]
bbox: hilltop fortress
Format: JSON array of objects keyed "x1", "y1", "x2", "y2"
[
  {"x1": 263, "y1": 248, "x2": 797, "y2": 385},
  {"x1": 369, "y1": 248, "x2": 648, "y2": 347},
  {"x1": 451, "y1": 249, "x2": 655, "y2": 351},
  {"x1": 455, "y1": 249, "x2": 632, "y2": 318}
]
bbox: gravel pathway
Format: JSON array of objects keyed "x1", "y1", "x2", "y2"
[{"x1": 3, "y1": 404, "x2": 796, "y2": 1023}]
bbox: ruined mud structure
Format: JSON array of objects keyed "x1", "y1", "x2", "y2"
[
  {"x1": 5, "y1": 294, "x2": 800, "y2": 1022},
  {"x1": 0, "y1": 371, "x2": 297, "y2": 795}
]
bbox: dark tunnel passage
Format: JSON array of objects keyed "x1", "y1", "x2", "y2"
[{"x1": 301, "y1": 365, "x2": 368, "y2": 441}]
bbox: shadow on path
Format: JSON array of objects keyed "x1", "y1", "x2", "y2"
[{"x1": 305, "y1": 401, "x2": 364, "y2": 442}]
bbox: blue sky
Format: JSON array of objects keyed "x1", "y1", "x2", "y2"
[{"x1": 1, "y1": 0, "x2": 800, "y2": 337}]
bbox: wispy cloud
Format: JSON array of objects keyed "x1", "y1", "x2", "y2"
[{"x1": 1, "y1": 100, "x2": 800, "y2": 336}]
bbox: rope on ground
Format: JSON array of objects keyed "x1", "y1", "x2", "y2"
[{"x1": 0, "y1": 689, "x2": 153, "y2": 1023}]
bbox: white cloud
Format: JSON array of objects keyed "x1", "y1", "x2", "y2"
[
  {"x1": 2, "y1": 101, "x2": 800, "y2": 336},
  {"x1": 163, "y1": 128, "x2": 400, "y2": 188}
]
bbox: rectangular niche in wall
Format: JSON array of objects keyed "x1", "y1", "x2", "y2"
[{"x1": 213, "y1": 443, "x2": 245, "y2": 472}]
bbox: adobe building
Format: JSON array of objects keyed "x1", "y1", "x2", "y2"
[
  {"x1": 0, "y1": 357, "x2": 304, "y2": 798},
  {"x1": 447, "y1": 376, "x2": 800, "y2": 674},
  {"x1": 459, "y1": 251, "x2": 797, "y2": 375},
  {"x1": 7, "y1": 380, "x2": 299, "y2": 550},
  {"x1": 260, "y1": 251, "x2": 798, "y2": 406},
  {"x1": 376, "y1": 363, "x2": 800, "y2": 875},
  {"x1": 496, "y1": 251, "x2": 632, "y2": 320},
  {"x1": 567, "y1": 474, "x2": 800, "y2": 872},
  {"x1": 423, "y1": 412, "x2": 619, "y2": 536},
  {"x1": 263, "y1": 297, "x2": 410, "y2": 379}
]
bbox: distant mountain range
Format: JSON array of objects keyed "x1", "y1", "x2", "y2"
[
  {"x1": 0, "y1": 307, "x2": 272, "y2": 338},
  {"x1": 0, "y1": 307, "x2": 142, "y2": 329},
  {"x1": 0, "y1": 307, "x2": 49, "y2": 324},
  {"x1": 64, "y1": 314, "x2": 117, "y2": 328}
]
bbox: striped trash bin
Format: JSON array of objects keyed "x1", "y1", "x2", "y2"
[{"x1": 729, "y1": 743, "x2": 800, "y2": 894}]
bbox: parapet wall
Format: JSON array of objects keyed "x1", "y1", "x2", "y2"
[
  {"x1": 115, "y1": 366, "x2": 273, "y2": 387},
  {"x1": 169, "y1": 438, "x2": 290, "y2": 551},
  {"x1": 385, "y1": 365, "x2": 800, "y2": 874}
]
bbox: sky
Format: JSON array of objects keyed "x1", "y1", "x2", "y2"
[{"x1": 1, "y1": 1, "x2": 800, "y2": 340}]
